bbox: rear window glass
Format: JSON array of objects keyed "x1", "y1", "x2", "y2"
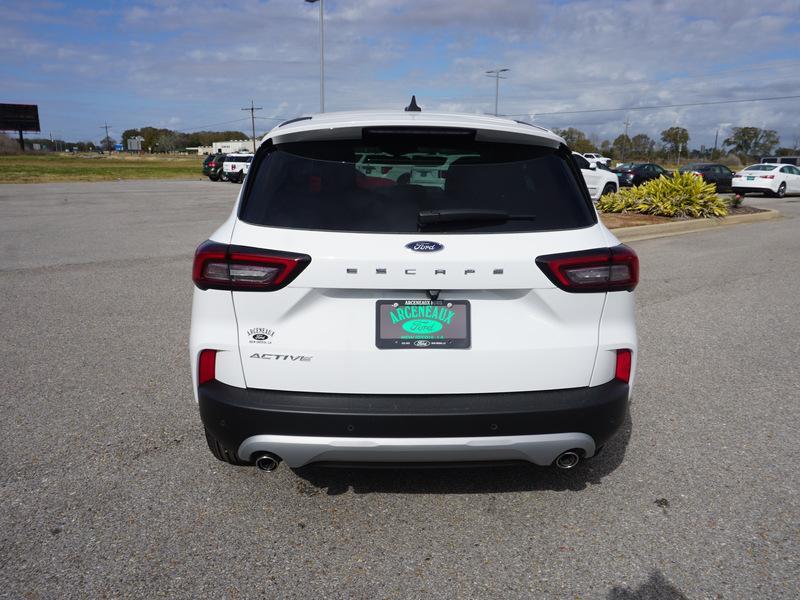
[
  {"x1": 240, "y1": 138, "x2": 594, "y2": 233},
  {"x1": 744, "y1": 164, "x2": 777, "y2": 171}
]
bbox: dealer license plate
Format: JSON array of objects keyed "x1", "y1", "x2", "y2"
[{"x1": 376, "y1": 300, "x2": 471, "y2": 349}]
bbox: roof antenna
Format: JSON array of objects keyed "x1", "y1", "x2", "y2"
[{"x1": 404, "y1": 95, "x2": 421, "y2": 112}]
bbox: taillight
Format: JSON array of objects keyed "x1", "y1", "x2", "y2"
[
  {"x1": 615, "y1": 349, "x2": 632, "y2": 383},
  {"x1": 381, "y1": 167, "x2": 391, "y2": 175},
  {"x1": 192, "y1": 240, "x2": 311, "y2": 291},
  {"x1": 536, "y1": 245, "x2": 639, "y2": 293},
  {"x1": 208, "y1": 162, "x2": 216, "y2": 167},
  {"x1": 759, "y1": 175, "x2": 775, "y2": 179},
  {"x1": 198, "y1": 349, "x2": 217, "y2": 385}
]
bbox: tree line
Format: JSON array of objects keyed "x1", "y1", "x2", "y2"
[
  {"x1": 553, "y1": 126, "x2": 794, "y2": 162},
  {"x1": 119, "y1": 127, "x2": 249, "y2": 152},
  {"x1": 1, "y1": 127, "x2": 249, "y2": 154}
]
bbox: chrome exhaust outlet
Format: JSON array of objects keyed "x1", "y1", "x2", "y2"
[
  {"x1": 253, "y1": 452, "x2": 281, "y2": 472},
  {"x1": 554, "y1": 450, "x2": 581, "y2": 470}
]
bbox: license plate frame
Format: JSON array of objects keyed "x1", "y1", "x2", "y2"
[{"x1": 375, "y1": 300, "x2": 471, "y2": 349}]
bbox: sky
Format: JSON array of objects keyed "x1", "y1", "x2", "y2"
[{"x1": 2, "y1": 0, "x2": 799, "y2": 149}]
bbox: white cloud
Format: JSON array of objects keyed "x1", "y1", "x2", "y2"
[{"x1": 2, "y1": 0, "x2": 798, "y2": 147}]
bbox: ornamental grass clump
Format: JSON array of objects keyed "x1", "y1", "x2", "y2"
[{"x1": 597, "y1": 171, "x2": 728, "y2": 218}]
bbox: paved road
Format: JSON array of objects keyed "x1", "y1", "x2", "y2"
[{"x1": 1, "y1": 180, "x2": 798, "y2": 599}]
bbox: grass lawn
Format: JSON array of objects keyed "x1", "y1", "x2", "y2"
[{"x1": 0, "y1": 153, "x2": 204, "y2": 183}]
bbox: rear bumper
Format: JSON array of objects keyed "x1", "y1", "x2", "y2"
[
  {"x1": 732, "y1": 184, "x2": 773, "y2": 194},
  {"x1": 198, "y1": 379, "x2": 629, "y2": 467}
]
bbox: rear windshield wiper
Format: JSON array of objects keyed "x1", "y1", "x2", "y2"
[{"x1": 418, "y1": 209, "x2": 536, "y2": 226}]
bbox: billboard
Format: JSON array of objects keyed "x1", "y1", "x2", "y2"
[{"x1": 0, "y1": 104, "x2": 40, "y2": 132}]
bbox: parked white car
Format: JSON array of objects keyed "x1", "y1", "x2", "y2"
[
  {"x1": 222, "y1": 153, "x2": 254, "y2": 184},
  {"x1": 732, "y1": 163, "x2": 800, "y2": 197},
  {"x1": 190, "y1": 110, "x2": 638, "y2": 473},
  {"x1": 582, "y1": 153, "x2": 611, "y2": 166},
  {"x1": 573, "y1": 152, "x2": 619, "y2": 201}
]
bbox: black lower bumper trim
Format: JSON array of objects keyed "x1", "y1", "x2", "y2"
[{"x1": 199, "y1": 379, "x2": 629, "y2": 458}]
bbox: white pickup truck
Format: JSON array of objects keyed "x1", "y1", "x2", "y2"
[
  {"x1": 582, "y1": 153, "x2": 611, "y2": 166},
  {"x1": 222, "y1": 153, "x2": 254, "y2": 184}
]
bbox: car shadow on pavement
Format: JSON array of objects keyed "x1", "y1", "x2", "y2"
[
  {"x1": 292, "y1": 407, "x2": 632, "y2": 496},
  {"x1": 606, "y1": 570, "x2": 689, "y2": 600}
]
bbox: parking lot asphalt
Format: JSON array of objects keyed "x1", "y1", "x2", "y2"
[{"x1": 1, "y1": 180, "x2": 798, "y2": 599}]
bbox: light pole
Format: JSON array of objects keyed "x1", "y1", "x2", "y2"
[
  {"x1": 485, "y1": 68, "x2": 509, "y2": 116},
  {"x1": 305, "y1": 0, "x2": 325, "y2": 113}
]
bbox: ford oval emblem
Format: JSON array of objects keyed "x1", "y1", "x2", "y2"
[{"x1": 405, "y1": 241, "x2": 444, "y2": 252}]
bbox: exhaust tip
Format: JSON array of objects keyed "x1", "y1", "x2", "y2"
[
  {"x1": 554, "y1": 450, "x2": 581, "y2": 470},
  {"x1": 254, "y1": 452, "x2": 281, "y2": 472}
]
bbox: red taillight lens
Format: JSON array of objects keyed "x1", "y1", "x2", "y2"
[
  {"x1": 759, "y1": 175, "x2": 775, "y2": 179},
  {"x1": 198, "y1": 349, "x2": 217, "y2": 385},
  {"x1": 615, "y1": 349, "x2": 632, "y2": 383},
  {"x1": 192, "y1": 240, "x2": 311, "y2": 291},
  {"x1": 536, "y1": 245, "x2": 639, "y2": 293},
  {"x1": 208, "y1": 162, "x2": 216, "y2": 167},
  {"x1": 381, "y1": 167, "x2": 391, "y2": 175}
]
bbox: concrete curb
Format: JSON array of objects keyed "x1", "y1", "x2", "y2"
[{"x1": 609, "y1": 208, "x2": 781, "y2": 242}]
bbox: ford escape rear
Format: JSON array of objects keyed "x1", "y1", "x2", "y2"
[{"x1": 190, "y1": 110, "x2": 638, "y2": 472}]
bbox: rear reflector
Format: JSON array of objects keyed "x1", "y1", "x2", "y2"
[
  {"x1": 192, "y1": 240, "x2": 311, "y2": 291},
  {"x1": 536, "y1": 245, "x2": 639, "y2": 293},
  {"x1": 615, "y1": 349, "x2": 633, "y2": 383},
  {"x1": 198, "y1": 349, "x2": 217, "y2": 385}
]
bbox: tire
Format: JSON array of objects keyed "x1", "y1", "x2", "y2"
[
  {"x1": 774, "y1": 182, "x2": 786, "y2": 198},
  {"x1": 601, "y1": 183, "x2": 616, "y2": 197},
  {"x1": 204, "y1": 427, "x2": 247, "y2": 465},
  {"x1": 209, "y1": 174, "x2": 219, "y2": 182}
]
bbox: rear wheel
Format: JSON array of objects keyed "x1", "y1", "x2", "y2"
[
  {"x1": 774, "y1": 182, "x2": 786, "y2": 198},
  {"x1": 209, "y1": 173, "x2": 219, "y2": 182},
  {"x1": 204, "y1": 427, "x2": 247, "y2": 465}
]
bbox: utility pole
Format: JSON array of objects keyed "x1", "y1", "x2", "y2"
[
  {"x1": 241, "y1": 100, "x2": 262, "y2": 153},
  {"x1": 713, "y1": 128, "x2": 719, "y2": 157},
  {"x1": 620, "y1": 116, "x2": 631, "y2": 162},
  {"x1": 100, "y1": 122, "x2": 112, "y2": 152},
  {"x1": 485, "y1": 68, "x2": 510, "y2": 116}
]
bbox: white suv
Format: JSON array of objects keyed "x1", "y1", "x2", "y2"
[
  {"x1": 222, "y1": 153, "x2": 254, "y2": 184},
  {"x1": 573, "y1": 152, "x2": 619, "y2": 201},
  {"x1": 190, "y1": 111, "x2": 638, "y2": 473}
]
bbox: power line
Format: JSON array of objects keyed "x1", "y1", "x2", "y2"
[
  {"x1": 509, "y1": 94, "x2": 800, "y2": 118},
  {"x1": 173, "y1": 117, "x2": 251, "y2": 133}
]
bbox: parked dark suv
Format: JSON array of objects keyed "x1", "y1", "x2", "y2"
[
  {"x1": 203, "y1": 154, "x2": 227, "y2": 181},
  {"x1": 613, "y1": 163, "x2": 670, "y2": 187},
  {"x1": 678, "y1": 163, "x2": 735, "y2": 192}
]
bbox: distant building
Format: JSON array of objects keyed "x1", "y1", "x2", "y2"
[
  {"x1": 127, "y1": 136, "x2": 144, "y2": 151},
  {"x1": 212, "y1": 139, "x2": 252, "y2": 154},
  {"x1": 189, "y1": 145, "x2": 214, "y2": 155}
]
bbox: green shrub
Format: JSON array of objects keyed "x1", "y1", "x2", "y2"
[{"x1": 597, "y1": 171, "x2": 728, "y2": 218}]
